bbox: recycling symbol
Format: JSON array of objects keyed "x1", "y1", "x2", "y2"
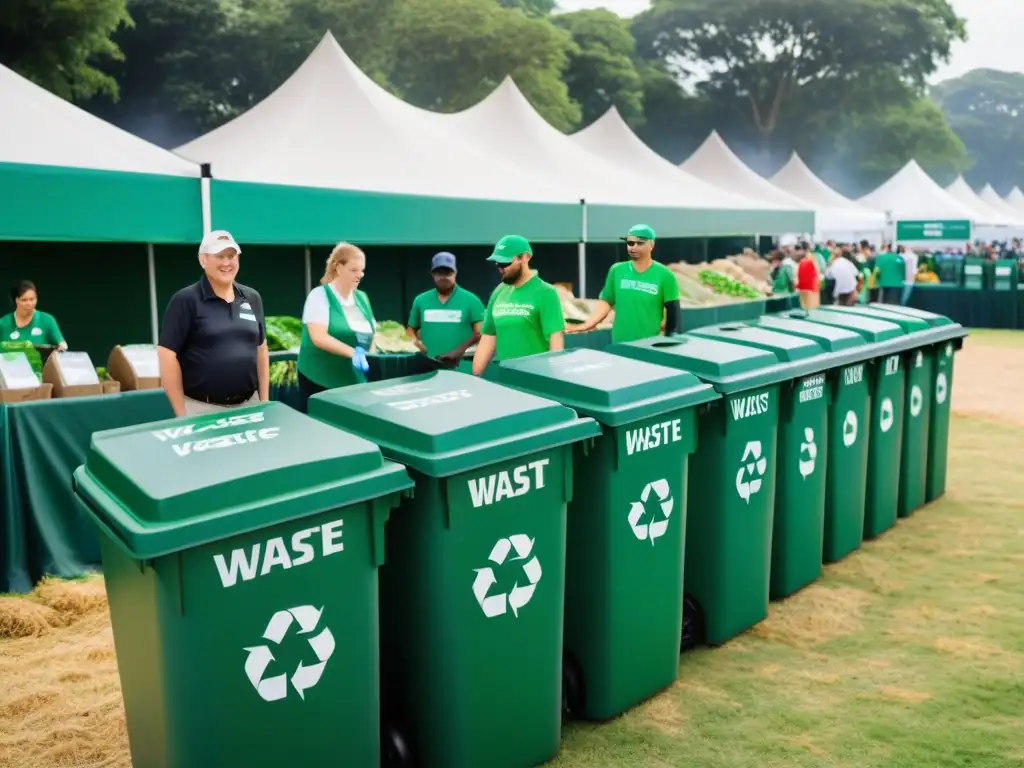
[
  {"x1": 798, "y1": 428, "x2": 817, "y2": 479},
  {"x1": 935, "y1": 373, "x2": 948, "y2": 405},
  {"x1": 915, "y1": 351, "x2": 923, "y2": 368},
  {"x1": 945, "y1": 344, "x2": 953, "y2": 358},
  {"x1": 880, "y1": 398, "x2": 895, "y2": 433},
  {"x1": 627, "y1": 479, "x2": 674, "y2": 544},
  {"x1": 909, "y1": 385, "x2": 923, "y2": 417},
  {"x1": 842, "y1": 410, "x2": 858, "y2": 447},
  {"x1": 244, "y1": 605, "x2": 335, "y2": 703},
  {"x1": 735, "y1": 440, "x2": 767, "y2": 503},
  {"x1": 472, "y1": 535, "x2": 542, "y2": 619}
]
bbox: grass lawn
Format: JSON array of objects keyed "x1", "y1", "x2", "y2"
[
  {"x1": 553, "y1": 413, "x2": 1024, "y2": 768},
  {"x1": 961, "y1": 328, "x2": 1024, "y2": 348}
]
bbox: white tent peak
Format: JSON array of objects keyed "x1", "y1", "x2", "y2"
[
  {"x1": 978, "y1": 183, "x2": 1024, "y2": 225},
  {"x1": 0, "y1": 62, "x2": 199, "y2": 176},
  {"x1": 770, "y1": 153, "x2": 868, "y2": 209},
  {"x1": 680, "y1": 131, "x2": 813, "y2": 209},
  {"x1": 944, "y1": 174, "x2": 1009, "y2": 226},
  {"x1": 857, "y1": 161, "x2": 976, "y2": 221}
]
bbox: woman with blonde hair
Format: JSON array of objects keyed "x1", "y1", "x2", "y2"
[{"x1": 296, "y1": 242, "x2": 377, "y2": 412}]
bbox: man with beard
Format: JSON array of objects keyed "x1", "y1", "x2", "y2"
[
  {"x1": 471, "y1": 234, "x2": 564, "y2": 375},
  {"x1": 568, "y1": 224, "x2": 680, "y2": 343},
  {"x1": 406, "y1": 251, "x2": 485, "y2": 366}
]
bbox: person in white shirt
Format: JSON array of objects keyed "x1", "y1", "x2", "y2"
[
  {"x1": 826, "y1": 251, "x2": 861, "y2": 306},
  {"x1": 900, "y1": 246, "x2": 918, "y2": 305}
]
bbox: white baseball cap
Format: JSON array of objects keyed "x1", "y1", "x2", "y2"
[{"x1": 199, "y1": 230, "x2": 241, "y2": 256}]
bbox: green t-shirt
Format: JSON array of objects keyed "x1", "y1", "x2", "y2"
[
  {"x1": 0, "y1": 310, "x2": 64, "y2": 346},
  {"x1": 874, "y1": 252, "x2": 906, "y2": 288},
  {"x1": 599, "y1": 260, "x2": 680, "y2": 344},
  {"x1": 408, "y1": 285, "x2": 486, "y2": 358},
  {"x1": 481, "y1": 275, "x2": 564, "y2": 361}
]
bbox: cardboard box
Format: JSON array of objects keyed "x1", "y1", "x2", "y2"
[
  {"x1": 107, "y1": 344, "x2": 161, "y2": 391},
  {"x1": 0, "y1": 382, "x2": 52, "y2": 403},
  {"x1": 0, "y1": 351, "x2": 51, "y2": 402},
  {"x1": 102, "y1": 379, "x2": 122, "y2": 395},
  {"x1": 42, "y1": 351, "x2": 103, "y2": 399}
]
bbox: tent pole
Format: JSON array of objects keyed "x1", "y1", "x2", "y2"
[
  {"x1": 200, "y1": 163, "x2": 213, "y2": 235},
  {"x1": 578, "y1": 199, "x2": 587, "y2": 298},
  {"x1": 304, "y1": 246, "x2": 312, "y2": 294},
  {"x1": 147, "y1": 243, "x2": 159, "y2": 344}
]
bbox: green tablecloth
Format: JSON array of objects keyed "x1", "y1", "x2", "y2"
[
  {"x1": 907, "y1": 285, "x2": 1021, "y2": 329},
  {"x1": 0, "y1": 390, "x2": 173, "y2": 593}
]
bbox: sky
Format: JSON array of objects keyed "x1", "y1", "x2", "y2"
[{"x1": 555, "y1": 0, "x2": 1024, "y2": 83}]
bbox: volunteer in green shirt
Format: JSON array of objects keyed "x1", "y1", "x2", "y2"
[
  {"x1": 0, "y1": 280, "x2": 67, "y2": 349},
  {"x1": 296, "y1": 242, "x2": 377, "y2": 412},
  {"x1": 472, "y1": 234, "x2": 565, "y2": 375},
  {"x1": 407, "y1": 251, "x2": 486, "y2": 366},
  {"x1": 569, "y1": 224, "x2": 680, "y2": 343},
  {"x1": 872, "y1": 245, "x2": 905, "y2": 304}
]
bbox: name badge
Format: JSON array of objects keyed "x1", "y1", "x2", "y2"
[{"x1": 240, "y1": 312, "x2": 257, "y2": 322}]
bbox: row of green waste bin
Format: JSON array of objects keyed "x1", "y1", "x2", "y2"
[{"x1": 71, "y1": 303, "x2": 966, "y2": 768}]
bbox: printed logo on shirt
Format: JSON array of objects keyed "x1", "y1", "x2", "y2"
[
  {"x1": 423, "y1": 309, "x2": 464, "y2": 323},
  {"x1": 9, "y1": 331, "x2": 19, "y2": 340},
  {"x1": 240, "y1": 313, "x2": 257, "y2": 322},
  {"x1": 619, "y1": 279, "x2": 659, "y2": 295},
  {"x1": 31, "y1": 327, "x2": 42, "y2": 336},
  {"x1": 241, "y1": 302, "x2": 252, "y2": 310},
  {"x1": 493, "y1": 303, "x2": 535, "y2": 319}
]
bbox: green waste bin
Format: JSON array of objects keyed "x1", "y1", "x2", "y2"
[
  {"x1": 776, "y1": 309, "x2": 909, "y2": 539},
  {"x1": 70, "y1": 402, "x2": 414, "y2": 768},
  {"x1": 308, "y1": 371, "x2": 600, "y2": 768},
  {"x1": 496, "y1": 349, "x2": 719, "y2": 720},
  {"x1": 864, "y1": 304, "x2": 968, "y2": 502},
  {"x1": 820, "y1": 306, "x2": 939, "y2": 519},
  {"x1": 689, "y1": 322, "x2": 872, "y2": 573},
  {"x1": 606, "y1": 335, "x2": 790, "y2": 646}
]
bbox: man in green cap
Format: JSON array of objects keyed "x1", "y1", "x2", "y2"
[
  {"x1": 471, "y1": 234, "x2": 565, "y2": 375},
  {"x1": 569, "y1": 224, "x2": 680, "y2": 343}
]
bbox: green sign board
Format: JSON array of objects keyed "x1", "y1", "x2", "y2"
[{"x1": 895, "y1": 220, "x2": 972, "y2": 241}]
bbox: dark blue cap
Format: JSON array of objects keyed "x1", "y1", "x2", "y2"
[{"x1": 431, "y1": 252, "x2": 457, "y2": 271}]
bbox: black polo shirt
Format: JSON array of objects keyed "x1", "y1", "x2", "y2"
[{"x1": 159, "y1": 275, "x2": 266, "y2": 403}]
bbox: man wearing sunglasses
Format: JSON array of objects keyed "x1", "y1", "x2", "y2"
[
  {"x1": 569, "y1": 224, "x2": 680, "y2": 343},
  {"x1": 471, "y1": 234, "x2": 565, "y2": 375}
]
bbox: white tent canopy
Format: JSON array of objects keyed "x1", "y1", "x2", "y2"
[
  {"x1": 680, "y1": 132, "x2": 813, "y2": 211},
  {"x1": 175, "y1": 34, "x2": 575, "y2": 204},
  {"x1": 570, "y1": 108, "x2": 803, "y2": 213},
  {"x1": 944, "y1": 176, "x2": 1011, "y2": 227},
  {"x1": 1, "y1": 63, "x2": 199, "y2": 177},
  {"x1": 1005, "y1": 186, "x2": 1024, "y2": 215},
  {"x1": 769, "y1": 153, "x2": 886, "y2": 237},
  {"x1": 858, "y1": 161, "x2": 976, "y2": 222},
  {"x1": 978, "y1": 184, "x2": 1024, "y2": 227}
]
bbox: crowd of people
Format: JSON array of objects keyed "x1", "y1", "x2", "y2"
[{"x1": 769, "y1": 240, "x2": 921, "y2": 311}]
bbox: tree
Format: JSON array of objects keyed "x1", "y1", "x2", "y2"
[
  {"x1": 552, "y1": 9, "x2": 645, "y2": 128},
  {"x1": 0, "y1": 0, "x2": 132, "y2": 100},
  {"x1": 388, "y1": 0, "x2": 581, "y2": 132},
  {"x1": 931, "y1": 69, "x2": 1024, "y2": 193},
  {"x1": 496, "y1": 0, "x2": 556, "y2": 16},
  {"x1": 632, "y1": 0, "x2": 965, "y2": 142}
]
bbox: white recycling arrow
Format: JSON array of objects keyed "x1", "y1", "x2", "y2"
[
  {"x1": 880, "y1": 398, "x2": 895, "y2": 433},
  {"x1": 472, "y1": 534, "x2": 543, "y2": 619},
  {"x1": 736, "y1": 441, "x2": 767, "y2": 502},
  {"x1": 628, "y1": 479, "x2": 674, "y2": 543},
  {"x1": 935, "y1": 372, "x2": 948, "y2": 405},
  {"x1": 910, "y1": 385, "x2": 923, "y2": 417},
  {"x1": 842, "y1": 410, "x2": 858, "y2": 447},
  {"x1": 798, "y1": 427, "x2": 817, "y2": 479},
  {"x1": 243, "y1": 605, "x2": 335, "y2": 703}
]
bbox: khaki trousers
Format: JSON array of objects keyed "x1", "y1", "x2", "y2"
[{"x1": 183, "y1": 392, "x2": 261, "y2": 416}]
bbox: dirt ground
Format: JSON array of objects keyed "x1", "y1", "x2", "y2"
[{"x1": 0, "y1": 328, "x2": 1020, "y2": 768}]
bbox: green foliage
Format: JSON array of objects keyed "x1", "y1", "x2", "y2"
[
  {"x1": 0, "y1": 0, "x2": 132, "y2": 100},
  {"x1": 495, "y1": 0, "x2": 555, "y2": 15},
  {"x1": 931, "y1": 69, "x2": 1024, "y2": 192},
  {"x1": 388, "y1": 0, "x2": 580, "y2": 131},
  {"x1": 698, "y1": 269, "x2": 760, "y2": 299},
  {"x1": 553, "y1": 10, "x2": 645, "y2": 128},
  {"x1": 264, "y1": 316, "x2": 302, "y2": 352}
]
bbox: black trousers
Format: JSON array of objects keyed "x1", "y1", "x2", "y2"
[{"x1": 297, "y1": 370, "x2": 327, "y2": 414}]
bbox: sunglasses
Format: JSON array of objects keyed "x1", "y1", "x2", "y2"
[
  {"x1": 496, "y1": 258, "x2": 519, "y2": 270},
  {"x1": 625, "y1": 239, "x2": 647, "y2": 247}
]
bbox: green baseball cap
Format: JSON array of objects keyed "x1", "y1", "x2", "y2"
[
  {"x1": 488, "y1": 234, "x2": 532, "y2": 264},
  {"x1": 623, "y1": 224, "x2": 656, "y2": 241}
]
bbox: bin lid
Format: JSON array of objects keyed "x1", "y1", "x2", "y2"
[
  {"x1": 819, "y1": 305, "x2": 931, "y2": 334},
  {"x1": 308, "y1": 371, "x2": 601, "y2": 477},
  {"x1": 606, "y1": 334, "x2": 794, "y2": 395},
  {"x1": 687, "y1": 323, "x2": 823, "y2": 362},
  {"x1": 496, "y1": 348, "x2": 720, "y2": 427},
  {"x1": 774, "y1": 309, "x2": 902, "y2": 343},
  {"x1": 864, "y1": 304, "x2": 969, "y2": 344},
  {"x1": 72, "y1": 401, "x2": 414, "y2": 559},
  {"x1": 752, "y1": 316, "x2": 865, "y2": 352}
]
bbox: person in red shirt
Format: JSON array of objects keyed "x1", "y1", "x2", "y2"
[{"x1": 795, "y1": 244, "x2": 821, "y2": 310}]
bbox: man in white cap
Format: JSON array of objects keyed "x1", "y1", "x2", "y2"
[{"x1": 157, "y1": 230, "x2": 269, "y2": 416}]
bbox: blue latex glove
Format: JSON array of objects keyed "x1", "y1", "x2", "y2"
[{"x1": 352, "y1": 346, "x2": 369, "y2": 374}]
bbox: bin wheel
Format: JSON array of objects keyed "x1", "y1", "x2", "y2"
[
  {"x1": 681, "y1": 594, "x2": 704, "y2": 652},
  {"x1": 561, "y1": 651, "x2": 586, "y2": 719},
  {"x1": 382, "y1": 724, "x2": 412, "y2": 768}
]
